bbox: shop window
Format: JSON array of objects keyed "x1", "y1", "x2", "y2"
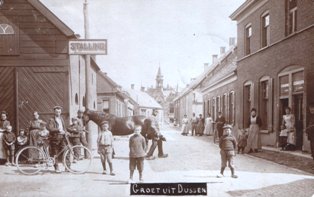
[
  {"x1": 292, "y1": 71, "x2": 304, "y2": 93},
  {"x1": 279, "y1": 75, "x2": 289, "y2": 97},
  {"x1": 286, "y1": 0, "x2": 297, "y2": 35},
  {"x1": 259, "y1": 76, "x2": 273, "y2": 131},
  {"x1": 245, "y1": 24, "x2": 252, "y2": 55},
  {"x1": 261, "y1": 13, "x2": 270, "y2": 47}
]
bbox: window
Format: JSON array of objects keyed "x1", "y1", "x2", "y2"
[
  {"x1": 286, "y1": 0, "x2": 297, "y2": 35},
  {"x1": 243, "y1": 81, "x2": 254, "y2": 127},
  {"x1": 102, "y1": 100, "x2": 109, "y2": 113},
  {"x1": 0, "y1": 20, "x2": 19, "y2": 55},
  {"x1": 245, "y1": 24, "x2": 252, "y2": 55},
  {"x1": 259, "y1": 76, "x2": 273, "y2": 131},
  {"x1": 261, "y1": 13, "x2": 270, "y2": 47},
  {"x1": 75, "y1": 93, "x2": 78, "y2": 105},
  {"x1": 0, "y1": 24, "x2": 14, "y2": 34},
  {"x1": 229, "y1": 91, "x2": 235, "y2": 125}
]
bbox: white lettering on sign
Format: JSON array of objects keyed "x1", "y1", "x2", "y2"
[{"x1": 69, "y1": 40, "x2": 107, "y2": 55}]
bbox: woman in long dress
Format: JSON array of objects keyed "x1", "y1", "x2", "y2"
[
  {"x1": 282, "y1": 107, "x2": 296, "y2": 150},
  {"x1": 245, "y1": 108, "x2": 262, "y2": 153},
  {"x1": 28, "y1": 111, "x2": 43, "y2": 147},
  {"x1": 204, "y1": 113, "x2": 213, "y2": 136},
  {"x1": 181, "y1": 114, "x2": 189, "y2": 136}
]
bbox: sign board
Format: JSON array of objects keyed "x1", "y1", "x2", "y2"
[{"x1": 69, "y1": 39, "x2": 107, "y2": 55}]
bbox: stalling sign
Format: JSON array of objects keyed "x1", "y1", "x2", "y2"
[{"x1": 69, "y1": 39, "x2": 107, "y2": 55}]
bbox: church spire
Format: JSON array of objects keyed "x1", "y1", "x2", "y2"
[{"x1": 156, "y1": 66, "x2": 163, "y2": 89}]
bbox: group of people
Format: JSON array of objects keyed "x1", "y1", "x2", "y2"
[
  {"x1": 0, "y1": 106, "x2": 89, "y2": 172},
  {"x1": 181, "y1": 112, "x2": 216, "y2": 136},
  {"x1": 97, "y1": 108, "x2": 168, "y2": 183}
]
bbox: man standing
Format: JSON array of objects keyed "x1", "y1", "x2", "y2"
[
  {"x1": 145, "y1": 109, "x2": 168, "y2": 160},
  {"x1": 190, "y1": 113, "x2": 198, "y2": 136},
  {"x1": 215, "y1": 112, "x2": 226, "y2": 139},
  {"x1": 306, "y1": 103, "x2": 314, "y2": 160},
  {"x1": 47, "y1": 106, "x2": 69, "y2": 173}
]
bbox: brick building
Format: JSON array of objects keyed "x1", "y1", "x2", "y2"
[{"x1": 230, "y1": 0, "x2": 314, "y2": 151}]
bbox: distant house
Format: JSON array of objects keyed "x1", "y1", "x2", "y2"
[
  {"x1": 96, "y1": 71, "x2": 135, "y2": 117},
  {"x1": 125, "y1": 85, "x2": 163, "y2": 122}
]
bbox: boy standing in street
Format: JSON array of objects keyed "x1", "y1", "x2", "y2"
[
  {"x1": 97, "y1": 121, "x2": 115, "y2": 176},
  {"x1": 217, "y1": 124, "x2": 238, "y2": 178},
  {"x1": 129, "y1": 125, "x2": 146, "y2": 183},
  {"x1": 67, "y1": 118, "x2": 83, "y2": 162}
]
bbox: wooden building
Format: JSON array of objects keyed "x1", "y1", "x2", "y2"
[{"x1": 0, "y1": 0, "x2": 99, "y2": 135}]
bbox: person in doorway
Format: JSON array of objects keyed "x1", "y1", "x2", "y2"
[
  {"x1": 190, "y1": 113, "x2": 198, "y2": 136},
  {"x1": 217, "y1": 124, "x2": 238, "y2": 178},
  {"x1": 282, "y1": 107, "x2": 296, "y2": 151},
  {"x1": 245, "y1": 108, "x2": 262, "y2": 153},
  {"x1": 47, "y1": 106, "x2": 70, "y2": 173},
  {"x1": 204, "y1": 113, "x2": 214, "y2": 136},
  {"x1": 129, "y1": 125, "x2": 146, "y2": 183},
  {"x1": 145, "y1": 109, "x2": 168, "y2": 160},
  {"x1": 215, "y1": 112, "x2": 226, "y2": 139},
  {"x1": 196, "y1": 114, "x2": 205, "y2": 136},
  {"x1": 97, "y1": 121, "x2": 115, "y2": 176},
  {"x1": 306, "y1": 103, "x2": 314, "y2": 160},
  {"x1": 181, "y1": 114, "x2": 189, "y2": 136}
]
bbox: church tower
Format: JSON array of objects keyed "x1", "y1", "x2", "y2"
[{"x1": 156, "y1": 66, "x2": 163, "y2": 89}]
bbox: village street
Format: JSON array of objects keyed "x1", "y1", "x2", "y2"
[{"x1": 0, "y1": 124, "x2": 314, "y2": 197}]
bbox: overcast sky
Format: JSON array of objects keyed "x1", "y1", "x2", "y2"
[{"x1": 41, "y1": 0, "x2": 245, "y2": 90}]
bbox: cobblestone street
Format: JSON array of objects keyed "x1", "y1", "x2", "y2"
[{"x1": 0, "y1": 124, "x2": 314, "y2": 197}]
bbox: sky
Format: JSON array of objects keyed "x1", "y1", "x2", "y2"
[{"x1": 41, "y1": 0, "x2": 245, "y2": 90}]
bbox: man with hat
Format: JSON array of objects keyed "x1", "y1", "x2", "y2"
[
  {"x1": 47, "y1": 105, "x2": 69, "y2": 173},
  {"x1": 217, "y1": 124, "x2": 238, "y2": 178},
  {"x1": 145, "y1": 109, "x2": 168, "y2": 160}
]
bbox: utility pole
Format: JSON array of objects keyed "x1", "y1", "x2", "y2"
[{"x1": 84, "y1": 0, "x2": 93, "y2": 151}]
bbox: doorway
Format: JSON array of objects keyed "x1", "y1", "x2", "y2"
[{"x1": 293, "y1": 94, "x2": 303, "y2": 149}]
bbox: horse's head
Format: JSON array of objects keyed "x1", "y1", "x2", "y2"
[{"x1": 83, "y1": 109, "x2": 91, "y2": 126}]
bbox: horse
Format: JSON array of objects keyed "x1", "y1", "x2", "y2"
[{"x1": 83, "y1": 109, "x2": 151, "y2": 136}]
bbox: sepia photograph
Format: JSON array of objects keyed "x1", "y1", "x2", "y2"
[{"x1": 0, "y1": 0, "x2": 314, "y2": 196}]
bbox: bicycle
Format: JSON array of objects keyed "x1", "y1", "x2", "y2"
[{"x1": 15, "y1": 134, "x2": 92, "y2": 175}]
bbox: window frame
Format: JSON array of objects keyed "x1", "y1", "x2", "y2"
[
  {"x1": 245, "y1": 23, "x2": 252, "y2": 55},
  {"x1": 261, "y1": 12, "x2": 270, "y2": 48}
]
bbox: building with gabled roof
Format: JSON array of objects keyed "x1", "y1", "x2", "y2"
[{"x1": 0, "y1": 0, "x2": 100, "y2": 157}]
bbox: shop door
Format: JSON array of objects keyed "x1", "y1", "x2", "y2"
[
  {"x1": 293, "y1": 94, "x2": 303, "y2": 149},
  {"x1": 16, "y1": 67, "x2": 68, "y2": 131}
]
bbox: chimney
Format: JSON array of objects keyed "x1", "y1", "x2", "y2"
[
  {"x1": 220, "y1": 47, "x2": 226, "y2": 55},
  {"x1": 212, "y1": 54, "x2": 218, "y2": 64},
  {"x1": 131, "y1": 84, "x2": 135, "y2": 89},
  {"x1": 141, "y1": 86, "x2": 145, "y2": 91},
  {"x1": 229, "y1": 37, "x2": 236, "y2": 47},
  {"x1": 204, "y1": 63, "x2": 209, "y2": 71}
]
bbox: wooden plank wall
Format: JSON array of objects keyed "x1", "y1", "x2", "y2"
[{"x1": 0, "y1": 0, "x2": 70, "y2": 66}]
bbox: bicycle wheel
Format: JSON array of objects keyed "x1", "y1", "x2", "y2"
[
  {"x1": 16, "y1": 146, "x2": 46, "y2": 175},
  {"x1": 64, "y1": 145, "x2": 92, "y2": 174}
]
